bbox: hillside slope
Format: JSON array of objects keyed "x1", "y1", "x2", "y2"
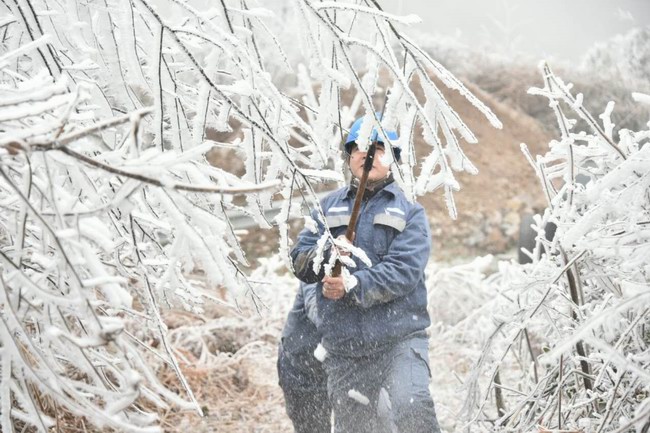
[{"x1": 419, "y1": 78, "x2": 550, "y2": 259}]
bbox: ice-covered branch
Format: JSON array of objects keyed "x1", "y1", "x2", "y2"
[
  {"x1": 0, "y1": 0, "x2": 503, "y2": 430},
  {"x1": 463, "y1": 68, "x2": 650, "y2": 433}
]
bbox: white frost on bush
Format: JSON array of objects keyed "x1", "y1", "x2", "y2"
[
  {"x1": 460, "y1": 64, "x2": 650, "y2": 433},
  {"x1": 0, "y1": 0, "x2": 498, "y2": 431}
]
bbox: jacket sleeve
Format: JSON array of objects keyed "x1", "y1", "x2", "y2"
[
  {"x1": 290, "y1": 209, "x2": 330, "y2": 283},
  {"x1": 301, "y1": 283, "x2": 321, "y2": 327},
  {"x1": 349, "y1": 204, "x2": 431, "y2": 309}
]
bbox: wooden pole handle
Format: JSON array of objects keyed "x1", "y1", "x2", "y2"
[{"x1": 331, "y1": 144, "x2": 376, "y2": 277}]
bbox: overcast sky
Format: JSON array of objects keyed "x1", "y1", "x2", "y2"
[{"x1": 384, "y1": 0, "x2": 650, "y2": 62}]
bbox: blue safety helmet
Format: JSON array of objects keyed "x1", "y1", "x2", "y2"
[{"x1": 344, "y1": 115, "x2": 401, "y2": 161}]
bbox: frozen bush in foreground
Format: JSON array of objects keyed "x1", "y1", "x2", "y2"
[
  {"x1": 0, "y1": 0, "x2": 500, "y2": 431},
  {"x1": 462, "y1": 64, "x2": 650, "y2": 433}
]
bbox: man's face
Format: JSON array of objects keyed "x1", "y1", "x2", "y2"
[{"x1": 348, "y1": 143, "x2": 391, "y2": 181}]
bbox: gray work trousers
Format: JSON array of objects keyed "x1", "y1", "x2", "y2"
[
  {"x1": 278, "y1": 342, "x2": 331, "y2": 433},
  {"x1": 324, "y1": 336, "x2": 441, "y2": 433}
]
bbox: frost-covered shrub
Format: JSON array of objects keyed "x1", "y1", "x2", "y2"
[
  {"x1": 581, "y1": 27, "x2": 650, "y2": 89},
  {"x1": 462, "y1": 64, "x2": 650, "y2": 433},
  {"x1": 0, "y1": 0, "x2": 500, "y2": 431}
]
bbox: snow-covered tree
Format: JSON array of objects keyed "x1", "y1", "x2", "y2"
[
  {"x1": 581, "y1": 27, "x2": 650, "y2": 89},
  {"x1": 461, "y1": 63, "x2": 650, "y2": 433},
  {"x1": 0, "y1": 0, "x2": 500, "y2": 430}
]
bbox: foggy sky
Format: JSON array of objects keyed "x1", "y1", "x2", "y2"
[{"x1": 384, "y1": 0, "x2": 650, "y2": 62}]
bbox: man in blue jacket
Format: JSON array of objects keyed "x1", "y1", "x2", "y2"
[{"x1": 290, "y1": 115, "x2": 441, "y2": 433}]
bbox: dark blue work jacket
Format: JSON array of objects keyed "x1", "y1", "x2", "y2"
[{"x1": 290, "y1": 181, "x2": 431, "y2": 357}]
